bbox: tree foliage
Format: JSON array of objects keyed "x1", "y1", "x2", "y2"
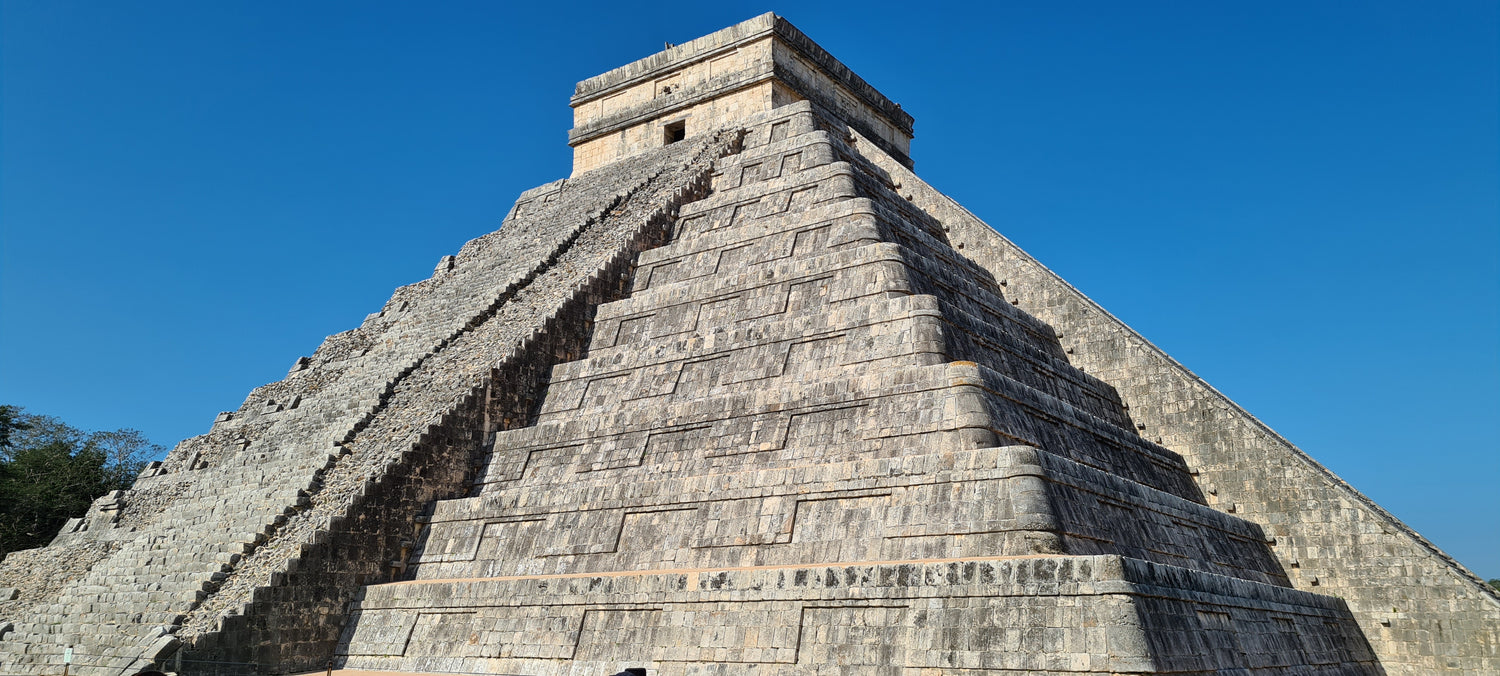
[{"x1": 0, "y1": 405, "x2": 162, "y2": 556}]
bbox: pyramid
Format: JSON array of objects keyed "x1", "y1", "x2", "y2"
[{"x1": 1, "y1": 13, "x2": 1495, "y2": 676}]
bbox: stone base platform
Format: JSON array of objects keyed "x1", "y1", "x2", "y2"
[
  {"x1": 336, "y1": 555, "x2": 1380, "y2": 675},
  {"x1": 295, "y1": 671, "x2": 450, "y2": 676}
]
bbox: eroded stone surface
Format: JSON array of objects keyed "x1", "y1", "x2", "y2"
[{"x1": 1, "y1": 12, "x2": 1492, "y2": 676}]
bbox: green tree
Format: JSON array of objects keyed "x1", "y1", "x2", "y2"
[
  {"x1": 0, "y1": 404, "x2": 28, "y2": 450},
  {"x1": 0, "y1": 407, "x2": 162, "y2": 555},
  {"x1": 1489, "y1": 579, "x2": 1499, "y2": 592}
]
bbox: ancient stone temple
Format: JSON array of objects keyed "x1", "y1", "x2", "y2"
[{"x1": 1, "y1": 13, "x2": 1495, "y2": 676}]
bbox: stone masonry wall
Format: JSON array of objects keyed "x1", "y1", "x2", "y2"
[
  {"x1": 568, "y1": 13, "x2": 913, "y2": 175},
  {"x1": 342, "y1": 554, "x2": 1378, "y2": 675},
  {"x1": 8, "y1": 15, "x2": 1490, "y2": 669},
  {"x1": 842, "y1": 125, "x2": 1500, "y2": 673},
  {"x1": 337, "y1": 101, "x2": 1381, "y2": 676},
  {"x1": 175, "y1": 272, "x2": 629, "y2": 670},
  {"x1": 165, "y1": 131, "x2": 738, "y2": 674},
  {"x1": 0, "y1": 127, "x2": 739, "y2": 676}
]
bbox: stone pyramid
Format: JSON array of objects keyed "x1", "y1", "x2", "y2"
[{"x1": 1, "y1": 13, "x2": 1495, "y2": 676}]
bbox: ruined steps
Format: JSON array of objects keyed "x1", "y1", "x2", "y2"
[{"x1": 7, "y1": 13, "x2": 1474, "y2": 674}]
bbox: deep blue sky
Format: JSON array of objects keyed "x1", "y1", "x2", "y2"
[{"x1": 2, "y1": 2, "x2": 1495, "y2": 577}]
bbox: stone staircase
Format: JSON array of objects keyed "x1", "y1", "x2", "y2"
[{"x1": 0, "y1": 130, "x2": 741, "y2": 675}]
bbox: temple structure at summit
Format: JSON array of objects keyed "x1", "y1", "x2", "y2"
[{"x1": 1, "y1": 13, "x2": 1495, "y2": 675}]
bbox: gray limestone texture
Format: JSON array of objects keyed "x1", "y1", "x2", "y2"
[{"x1": 0, "y1": 12, "x2": 1494, "y2": 676}]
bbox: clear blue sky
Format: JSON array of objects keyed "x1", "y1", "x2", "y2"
[{"x1": 2, "y1": 2, "x2": 1495, "y2": 578}]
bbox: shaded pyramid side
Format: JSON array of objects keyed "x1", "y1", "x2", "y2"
[{"x1": 334, "y1": 101, "x2": 1380, "y2": 675}]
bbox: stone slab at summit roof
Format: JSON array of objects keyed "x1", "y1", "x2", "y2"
[
  {"x1": 568, "y1": 13, "x2": 913, "y2": 175},
  {"x1": 0, "y1": 12, "x2": 1494, "y2": 676}
]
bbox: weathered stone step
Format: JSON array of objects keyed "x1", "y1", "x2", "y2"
[{"x1": 340, "y1": 554, "x2": 1375, "y2": 675}]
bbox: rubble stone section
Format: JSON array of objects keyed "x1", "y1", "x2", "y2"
[
  {"x1": 2, "y1": 12, "x2": 1491, "y2": 676},
  {"x1": 335, "y1": 101, "x2": 1383, "y2": 674},
  {"x1": 0, "y1": 129, "x2": 740, "y2": 675},
  {"x1": 841, "y1": 117, "x2": 1500, "y2": 672}
]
